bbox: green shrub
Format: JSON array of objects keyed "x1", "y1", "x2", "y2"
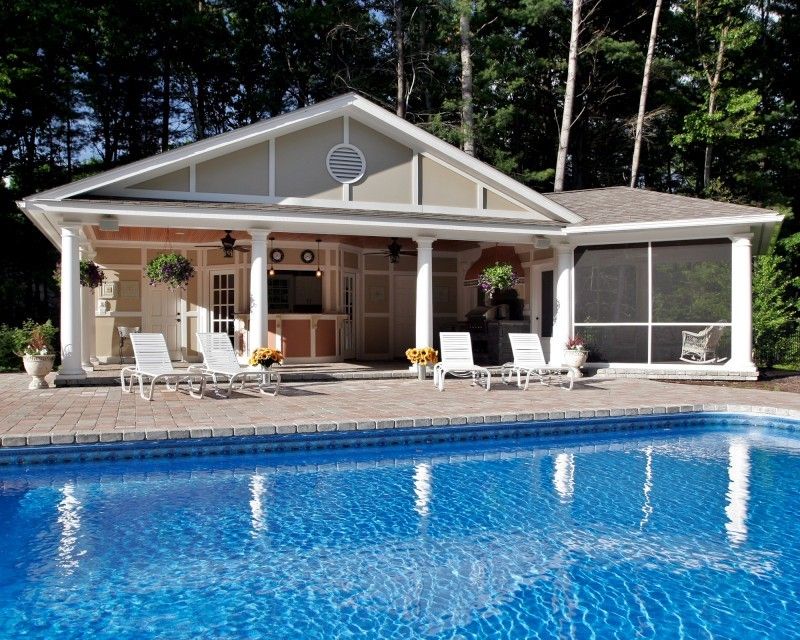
[{"x1": 0, "y1": 320, "x2": 58, "y2": 372}]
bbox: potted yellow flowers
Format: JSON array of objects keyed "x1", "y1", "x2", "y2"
[
  {"x1": 405, "y1": 346, "x2": 439, "y2": 380},
  {"x1": 248, "y1": 347, "x2": 285, "y2": 370}
]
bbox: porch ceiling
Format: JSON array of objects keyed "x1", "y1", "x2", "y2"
[{"x1": 89, "y1": 226, "x2": 479, "y2": 251}]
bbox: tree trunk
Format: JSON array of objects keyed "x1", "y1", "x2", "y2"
[
  {"x1": 460, "y1": 3, "x2": 474, "y2": 157},
  {"x1": 161, "y1": 53, "x2": 171, "y2": 152},
  {"x1": 703, "y1": 26, "x2": 727, "y2": 188},
  {"x1": 630, "y1": 0, "x2": 664, "y2": 188},
  {"x1": 394, "y1": 0, "x2": 406, "y2": 118},
  {"x1": 554, "y1": 0, "x2": 581, "y2": 192}
]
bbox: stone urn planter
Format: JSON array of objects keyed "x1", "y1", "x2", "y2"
[
  {"x1": 23, "y1": 354, "x2": 56, "y2": 389},
  {"x1": 562, "y1": 349, "x2": 588, "y2": 377}
]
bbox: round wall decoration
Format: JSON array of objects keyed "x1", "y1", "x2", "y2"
[
  {"x1": 301, "y1": 249, "x2": 315, "y2": 264},
  {"x1": 326, "y1": 144, "x2": 366, "y2": 184},
  {"x1": 270, "y1": 248, "x2": 284, "y2": 263}
]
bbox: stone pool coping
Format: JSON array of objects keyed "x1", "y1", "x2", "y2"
[{"x1": 2, "y1": 402, "x2": 798, "y2": 450}]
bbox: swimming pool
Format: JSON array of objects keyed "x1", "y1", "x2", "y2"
[{"x1": 1, "y1": 415, "x2": 798, "y2": 638}]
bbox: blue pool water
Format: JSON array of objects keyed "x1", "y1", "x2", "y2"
[{"x1": 1, "y1": 417, "x2": 799, "y2": 639}]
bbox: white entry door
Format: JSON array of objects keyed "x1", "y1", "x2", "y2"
[
  {"x1": 210, "y1": 271, "x2": 236, "y2": 340},
  {"x1": 393, "y1": 274, "x2": 416, "y2": 357},
  {"x1": 146, "y1": 285, "x2": 182, "y2": 360}
]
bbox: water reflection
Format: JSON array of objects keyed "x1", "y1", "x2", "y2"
[
  {"x1": 725, "y1": 439, "x2": 750, "y2": 546},
  {"x1": 414, "y1": 463, "x2": 432, "y2": 517},
  {"x1": 249, "y1": 474, "x2": 267, "y2": 536},
  {"x1": 57, "y1": 482, "x2": 82, "y2": 574},
  {"x1": 640, "y1": 446, "x2": 654, "y2": 528},
  {"x1": 553, "y1": 453, "x2": 575, "y2": 501}
]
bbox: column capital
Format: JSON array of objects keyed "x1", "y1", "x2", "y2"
[
  {"x1": 729, "y1": 233, "x2": 753, "y2": 245},
  {"x1": 247, "y1": 228, "x2": 270, "y2": 241},
  {"x1": 413, "y1": 237, "x2": 436, "y2": 249},
  {"x1": 553, "y1": 241, "x2": 574, "y2": 254},
  {"x1": 60, "y1": 222, "x2": 83, "y2": 234}
]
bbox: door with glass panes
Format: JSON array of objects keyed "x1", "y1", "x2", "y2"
[{"x1": 210, "y1": 271, "x2": 236, "y2": 342}]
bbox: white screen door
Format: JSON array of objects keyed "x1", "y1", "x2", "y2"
[{"x1": 211, "y1": 272, "x2": 236, "y2": 340}]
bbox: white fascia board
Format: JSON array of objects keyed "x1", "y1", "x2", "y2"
[
  {"x1": 16, "y1": 201, "x2": 63, "y2": 249},
  {"x1": 33, "y1": 200, "x2": 560, "y2": 243},
  {"x1": 346, "y1": 98, "x2": 584, "y2": 225},
  {"x1": 566, "y1": 213, "x2": 783, "y2": 235},
  {"x1": 25, "y1": 94, "x2": 360, "y2": 202},
  {"x1": 88, "y1": 187, "x2": 566, "y2": 225}
]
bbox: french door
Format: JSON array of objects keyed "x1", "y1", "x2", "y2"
[{"x1": 210, "y1": 271, "x2": 236, "y2": 340}]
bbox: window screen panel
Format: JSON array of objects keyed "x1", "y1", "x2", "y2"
[
  {"x1": 579, "y1": 326, "x2": 649, "y2": 363},
  {"x1": 651, "y1": 325, "x2": 730, "y2": 364},
  {"x1": 574, "y1": 244, "x2": 648, "y2": 323}
]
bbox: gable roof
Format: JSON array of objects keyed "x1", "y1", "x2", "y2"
[{"x1": 25, "y1": 92, "x2": 581, "y2": 224}]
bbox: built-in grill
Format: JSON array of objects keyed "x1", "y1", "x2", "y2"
[{"x1": 465, "y1": 305, "x2": 509, "y2": 359}]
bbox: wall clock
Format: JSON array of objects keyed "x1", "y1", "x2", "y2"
[
  {"x1": 270, "y1": 248, "x2": 284, "y2": 263},
  {"x1": 301, "y1": 249, "x2": 315, "y2": 264}
]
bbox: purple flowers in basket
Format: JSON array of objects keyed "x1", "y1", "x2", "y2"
[{"x1": 145, "y1": 253, "x2": 195, "y2": 289}]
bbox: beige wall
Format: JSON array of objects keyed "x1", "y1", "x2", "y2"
[
  {"x1": 275, "y1": 118, "x2": 343, "y2": 199},
  {"x1": 343, "y1": 251, "x2": 359, "y2": 270},
  {"x1": 131, "y1": 167, "x2": 189, "y2": 191},
  {"x1": 420, "y1": 156, "x2": 476, "y2": 208},
  {"x1": 364, "y1": 274, "x2": 390, "y2": 313},
  {"x1": 95, "y1": 247, "x2": 141, "y2": 265},
  {"x1": 433, "y1": 256, "x2": 457, "y2": 272},
  {"x1": 196, "y1": 142, "x2": 268, "y2": 195},
  {"x1": 433, "y1": 275, "x2": 458, "y2": 315},
  {"x1": 364, "y1": 316, "x2": 389, "y2": 354},
  {"x1": 350, "y1": 119, "x2": 412, "y2": 204},
  {"x1": 485, "y1": 189, "x2": 526, "y2": 212}
]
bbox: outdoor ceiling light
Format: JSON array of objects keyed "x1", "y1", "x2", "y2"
[
  {"x1": 315, "y1": 239, "x2": 323, "y2": 277},
  {"x1": 98, "y1": 217, "x2": 119, "y2": 232}
]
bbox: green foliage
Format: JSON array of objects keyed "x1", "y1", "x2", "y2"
[
  {"x1": 145, "y1": 253, "x2": 196, "y2": 290},
  {"x1": 0, "y1": 320, "x2": 58, "y2": 370},
  {"x1": 752, "y1": 252, "x2": 799, "y2": 367}
]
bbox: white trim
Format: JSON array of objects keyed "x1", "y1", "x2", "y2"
[
  {"x1": 566, "y1": 213, "x2": 782, "y2": 235},
  {"x1": 268, "y1": 139, "x2": 276, "y2": 197},
  {"x1": 411, "y1": 151, "x2": 419, "y2": 206}
]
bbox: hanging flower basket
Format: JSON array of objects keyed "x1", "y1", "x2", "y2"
[
  {"x1": 145, "y1": 253, "x2": 195, "y2": 290},
  {"x1": 53, "y1": 260, "x2": 106, "y2": 289},
  {"x1": 477, "y1": 262, "x2": 521, "y2": 299}
]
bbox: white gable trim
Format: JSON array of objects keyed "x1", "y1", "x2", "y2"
[{"x1": 24, "y1": 92, "x2": 581, "y2": 224}]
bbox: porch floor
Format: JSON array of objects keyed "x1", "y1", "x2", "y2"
[{"x1": 1, "y1": 372, "x2": 798, "y2": 447}]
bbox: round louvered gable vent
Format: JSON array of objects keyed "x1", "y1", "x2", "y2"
[{"x1": 326, "y1": 144, "x2": 366, "y2": 184}]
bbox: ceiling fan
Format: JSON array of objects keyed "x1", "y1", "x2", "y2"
[
  {"x1": 195, "y1": 230, "x2": 250, "y2": 257},
  {"x1": 365, "y1": 238, "x2": 417, "y2": 264}
]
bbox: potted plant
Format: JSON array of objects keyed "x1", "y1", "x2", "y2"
[
  {"x1": 15, "y1": 320, "x2": 58, "y2": 389},
  {"x1": 53, "y1": 260, "x2": 105, "y2": 289},
  {"x1": 405, "y1": 346, "x2": 439, "y2": 380},
  {"x1": 248, "y1": 347, "x2": 285, "y2": 370},
  {"x1": 563, "y1": 335, "x2": 589, "y2": 372},
  {"x1": 478, "y1": 262, "x2": 521, "y2": 301},
  {"x1": 145, "y1": 253, "x2": 195, "y2": 289}
]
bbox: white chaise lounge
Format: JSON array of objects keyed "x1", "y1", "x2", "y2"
[
  {"x1": 433, "y1": 332, "x2": 491, "y2": 392},
  {"x1": 501, "y1": 333, "x2": 574, "y2": 391},
  {"x1": 191, "y1": 332, "x2": 281, "y2": 397},
  {"x1": 122, "y1": 333, "x2": 206, "y2": 401}
]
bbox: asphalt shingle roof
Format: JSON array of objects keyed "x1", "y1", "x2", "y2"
[{"x1": 545, "y1": 186, "x2": 778, "y2": 226}]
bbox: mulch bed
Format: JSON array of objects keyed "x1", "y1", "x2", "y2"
[{"x1": 667, "y1": 369, "x2": 800, "y2": 393}]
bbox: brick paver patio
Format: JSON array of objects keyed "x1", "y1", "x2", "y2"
[{"x1": 1, "y1": 371, "x2": 799, "y2": 448}]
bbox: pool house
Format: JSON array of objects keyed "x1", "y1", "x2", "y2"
[{"x1": 18, "y1": 93, "x2": 782, "y2": 383}]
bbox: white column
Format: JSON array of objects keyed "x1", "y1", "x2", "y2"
[
  {"x1": 57, "y1": 224, "x2": 86, "y2": 380},
  {"x1": 248, "y1": 229, "x2": 269, "y2": 352},
  {"x1": 415, "y1": 237, "x2": 435, "y2": 349},
  {"x1": 80, "y1": 245, "x2": 96, "y2": 369},
  {"x1": 551, "y1": 243, "x2": 573, "y2": 366},
  {"x1": 730, "y1": 234, "x2": 754, "y2": 369}
]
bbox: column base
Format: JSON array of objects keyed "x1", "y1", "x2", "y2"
[{"x1": 56, "y1": 369, "x2": 88, "y2": 381}]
